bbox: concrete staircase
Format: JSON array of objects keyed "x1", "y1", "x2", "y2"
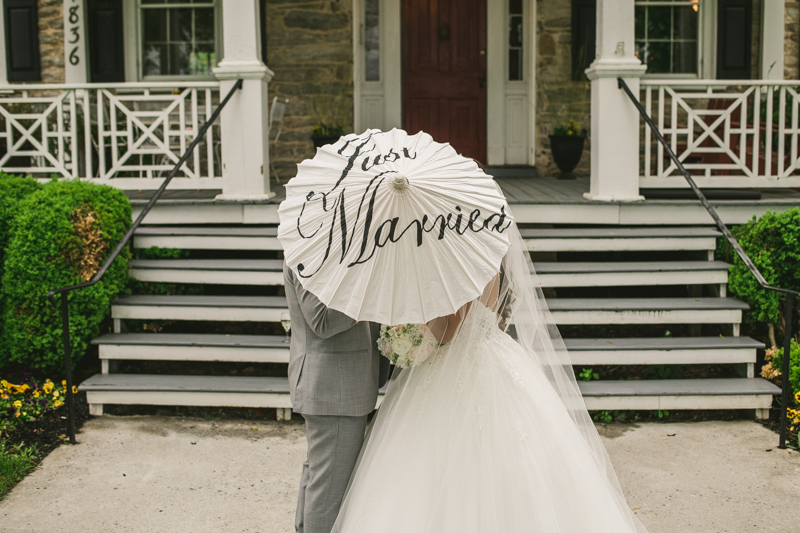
[{"x1": 81, "y1": 225, "x2": 780, "y2": 418}]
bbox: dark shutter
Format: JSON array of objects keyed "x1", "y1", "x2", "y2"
[
  {"x1": 571, "y1": 0, "x2": 596, "y2": 81},
  {"x1": 4, "y1": 0, "x2": 41, "y2": 82},
  {"x1": 717, "y1": 0, "x2": 752, "y2": 79},
  {"x1": 87, "y1": 0, "x2": 125, "y2": 82}
]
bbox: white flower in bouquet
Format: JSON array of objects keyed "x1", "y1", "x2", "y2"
[{"x1": 377, "y1": 323, "x2": 437, "y2": 368}]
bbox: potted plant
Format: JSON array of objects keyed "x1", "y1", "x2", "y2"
[
  {"x1": 549, "y1": 120, "x2": 586, "y2": 180},
  {"x1": 311, "y1": 123, "x2": 347, "y2": 148},
  {"x1": 306, "y1": 76, "x2": 351, "y2": 149},
  {"x1": 545, "y1": 78, "x2": 589, "y2": 179}
]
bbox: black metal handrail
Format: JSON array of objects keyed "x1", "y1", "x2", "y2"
[
  {"x1": 618, "y1": 77, "x2": 799, "y2": 448},
  {"x1": 46, "y1": 79, "x2": 243, "y2": 444}
]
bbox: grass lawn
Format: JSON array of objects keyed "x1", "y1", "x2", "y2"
[{"x1": 0, "y1": 442, "x2": 39, "y2": 500}]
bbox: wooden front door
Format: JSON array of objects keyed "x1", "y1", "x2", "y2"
[{"x1": 402, "y1": 0, "x2": 487, "y2": 162}]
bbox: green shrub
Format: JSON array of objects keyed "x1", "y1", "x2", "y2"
[
  {"x1": 771, "y1": 339, "x2": 800, "y2": 399},
  {"x1": 0, "y1": 180, "x2": 131, "y2": 372},
  {"x1": 0, "y1": 173, "x2": 42, "y2": 282},
  {"x1": 720, "y1": 208, "x2": 800, "y2": 346}
]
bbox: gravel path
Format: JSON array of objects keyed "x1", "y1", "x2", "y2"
[{"x1": 0, "y1": 416, "x2": 797, "y2": 532}]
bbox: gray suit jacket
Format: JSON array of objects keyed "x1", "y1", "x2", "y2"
[{"x1": 284, "y1": 266, "x2": 388, "y2": 417}]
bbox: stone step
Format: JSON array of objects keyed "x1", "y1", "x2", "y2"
[
  {"x1": 548, "y1": 297, "x2": 748, "y2": 325},
  {"x1": 112, "y1": 295, "x2": 747, "y2": 325},
  {"x1": 80, "y1": 374, "x2": 779, "y2": 418},
  {"x1": 519, "y1": 226, "x2": 721, "y2": 252},
  {"x1": 92, "y1": 333, "x2": 290, "y2": 363},
  {"x1": 563, "y1": 336, "x2": 762, "y2": 366},
  {"x1": 134, "y1": 226, "x2": 281, "y2": 250},
  {"x1": 93, "y1": 332, "x2": 761, "y2": 368},
  {"x1": 534, "y1": 261, "x2": 729, "y2": 287},
  {"x1": 579, "y1": 377, "x2": 779, "y2": 413},
  {"x1": 112, "y1": 295, "x2": 288, "y2": 322},
  {"x1": 132, "y1": 225, "x2": 720, "y2": 253},
  {"x1": 128, "y1": 259, "x2": 730, "y2": 287}
]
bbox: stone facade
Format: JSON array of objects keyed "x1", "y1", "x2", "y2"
[
  {"x1": 264, "y1": 0, "x2": 355, "y2": 181},
  {"x1": 786, "y1": 1, "x2": 800, "y2": 79},
  {"x1": 38, "y1": 0, "x2": 65, "y2": 83},
  {"x1": 534, "y1": 0, "x2": 591, "y2": 177}
]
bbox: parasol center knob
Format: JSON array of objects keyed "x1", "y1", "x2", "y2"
[{"x1": 391, "y1": 175, "x2": 408, "y2": 190}]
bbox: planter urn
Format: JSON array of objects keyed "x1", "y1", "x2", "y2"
[
  {"x1": 312, "y1": 135, "x2": 341, "y2": 149},
  {"x1": 548, "y1": 134, "x2": 586, "y2": 180}
]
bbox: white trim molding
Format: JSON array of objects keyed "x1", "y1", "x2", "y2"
[
  {"x1": 63, "y1": 0, "x2": 89, "y2": 83},
  {"x1": 354, "y1": 0, "x2": 401, "y2": 133},
  {"x1": 761, "y1": 0, "x2": 785, "y2": 80}
]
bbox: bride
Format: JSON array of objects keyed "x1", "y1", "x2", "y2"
[{"x1": 331, "y1": 221, "x2": 649, "y2": 533}]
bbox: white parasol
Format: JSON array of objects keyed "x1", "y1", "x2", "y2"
[{"x1": 277, "y1": 128, "x2": 513, "y2": 325}]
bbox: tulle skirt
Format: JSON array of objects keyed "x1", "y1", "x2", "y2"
[{"x1": 332, "y1": 304, "x2": 648, "y2": 533}]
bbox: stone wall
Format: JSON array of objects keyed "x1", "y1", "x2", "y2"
[
  {"x1": 265, "y1": 0, "x2": 354, "y2": 181},
  {"x1": 786, "y1": 1, "x2": 800, "y2": 79},
  {"x1": 38, "y1": 0, "x2": 65, "y2": 83},
  {"x1": 535, "y1": 0, "x2": 591, "y2": 177}
]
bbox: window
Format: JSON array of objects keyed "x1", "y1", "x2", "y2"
[
  {"x1": 140, "y1": 0, "x2": 217, "y2": 78},
  {"x1": 508, "y1": 0, "x2": 523, "y2": 81},
  {"x1": 635, "y1": 0, "x2": 700, "y2": 75},
  {"x1": 364, "y1": 0, "x2": 379, "y2": 81},
  {"x1": 571, "y1": 0, "x2": 596, "y2": 81}
]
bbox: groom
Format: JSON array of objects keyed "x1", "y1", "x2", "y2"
[{"x1": 284, "y1": 265, "x2": 388, "y2": 533}]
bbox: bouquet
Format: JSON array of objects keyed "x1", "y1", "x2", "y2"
[{"x1": 376, "y1": 323, "x2": 437, "y2": 368}]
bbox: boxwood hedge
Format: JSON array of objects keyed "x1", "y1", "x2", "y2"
[{"x1": 0, "y1": 179, "x2": 131, "y2": 372}]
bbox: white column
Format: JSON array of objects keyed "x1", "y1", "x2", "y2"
[
  {"x1": 761, "y1": 0, "x2": 785, "y2": 80},
  {"x1": 583, "y1": 0, "x2": 646, "y2": 202},
  {"x1": 213, "y1": 0, "x2": 275, "y2": 200},
  {"x1": 63, "y1": 0, "x2": 88, "y2": 83}
]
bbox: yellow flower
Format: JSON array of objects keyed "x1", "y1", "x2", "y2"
[
  {"x1": 33, "y1": 391, "x2": 40, "y2": 398},
  {"x1": 52, "y1": 391, "x2": 60, "y2": 398},
  {"x1": 795, "y1": 391, "x2": 800, "y2": 403},
  {"x1": 72, "y1": 386, "x2": 78, "y2": 395},
  {"x1": 54, "y1": 400, "x2": 63, "y2": 408},
  {"x1": 43, "y1": 383, "x2": 53, "y2": 394},
  {"x1": 568, "y1": 130, "x2": 573, "y2": 135},
  {"x1": 62, "y1": 381, "x2": 67, "y2": 387},
  {"x1": 14, "y1": 412, "x2": 20, "y2": 418},
  {"x1": 13, "y1": 400, "x2": 21, "y2": 409}
]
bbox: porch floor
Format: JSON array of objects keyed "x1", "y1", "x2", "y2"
[{"x1": 124, "y1": 177, "x2": 800, "y2": 226}]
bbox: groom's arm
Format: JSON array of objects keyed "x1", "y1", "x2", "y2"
[{"x1": 286, "y1": 267, "x2": 358, "y2": 339}]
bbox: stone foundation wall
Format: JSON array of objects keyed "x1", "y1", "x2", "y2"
[
  {"x1": 534, "y1": 0, "x2": 591, "y2": 177},
  {"x1": 786, "y1": 1, "x2": 800, "y2": 79},
  {"x1": 265, "y1": 0, "x2": 354, "y2": 181},
  {"x1": 38, "y1": 0, "x2": 65, "y2": 83}
]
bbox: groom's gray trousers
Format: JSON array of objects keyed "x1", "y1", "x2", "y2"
[
  {"x1": 284, "y1": 267, "x2": 389, "y2": 533},
  {"x1": 296, "y1": 415, "x2": 368, "y2": 533}
]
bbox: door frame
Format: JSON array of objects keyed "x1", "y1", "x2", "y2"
[{"x1": 353, "y1": 0, "x2": 536, "y2": 166}]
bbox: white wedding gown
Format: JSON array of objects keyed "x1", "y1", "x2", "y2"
[{"x1": 332, "y1": 301, "x2": 648, "y2": 532}]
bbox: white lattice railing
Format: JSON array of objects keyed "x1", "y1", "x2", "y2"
[
  {"x1": 0, "y1": 82, "x2": 223, "y2": 189},
  {"x1": 640, "y1": 80, "x2": 800, "y2": 188}
]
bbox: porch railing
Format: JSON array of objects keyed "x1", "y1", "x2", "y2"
[
  {"x1": 640, "y1": 79, "x2": 800, "y2": 188},
  {"x1": 0, "y1": 82, "x2": 222, "y2": 189},
  {"x1": 621, "y1": 77, "x2": 799, "y2": 449}
]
